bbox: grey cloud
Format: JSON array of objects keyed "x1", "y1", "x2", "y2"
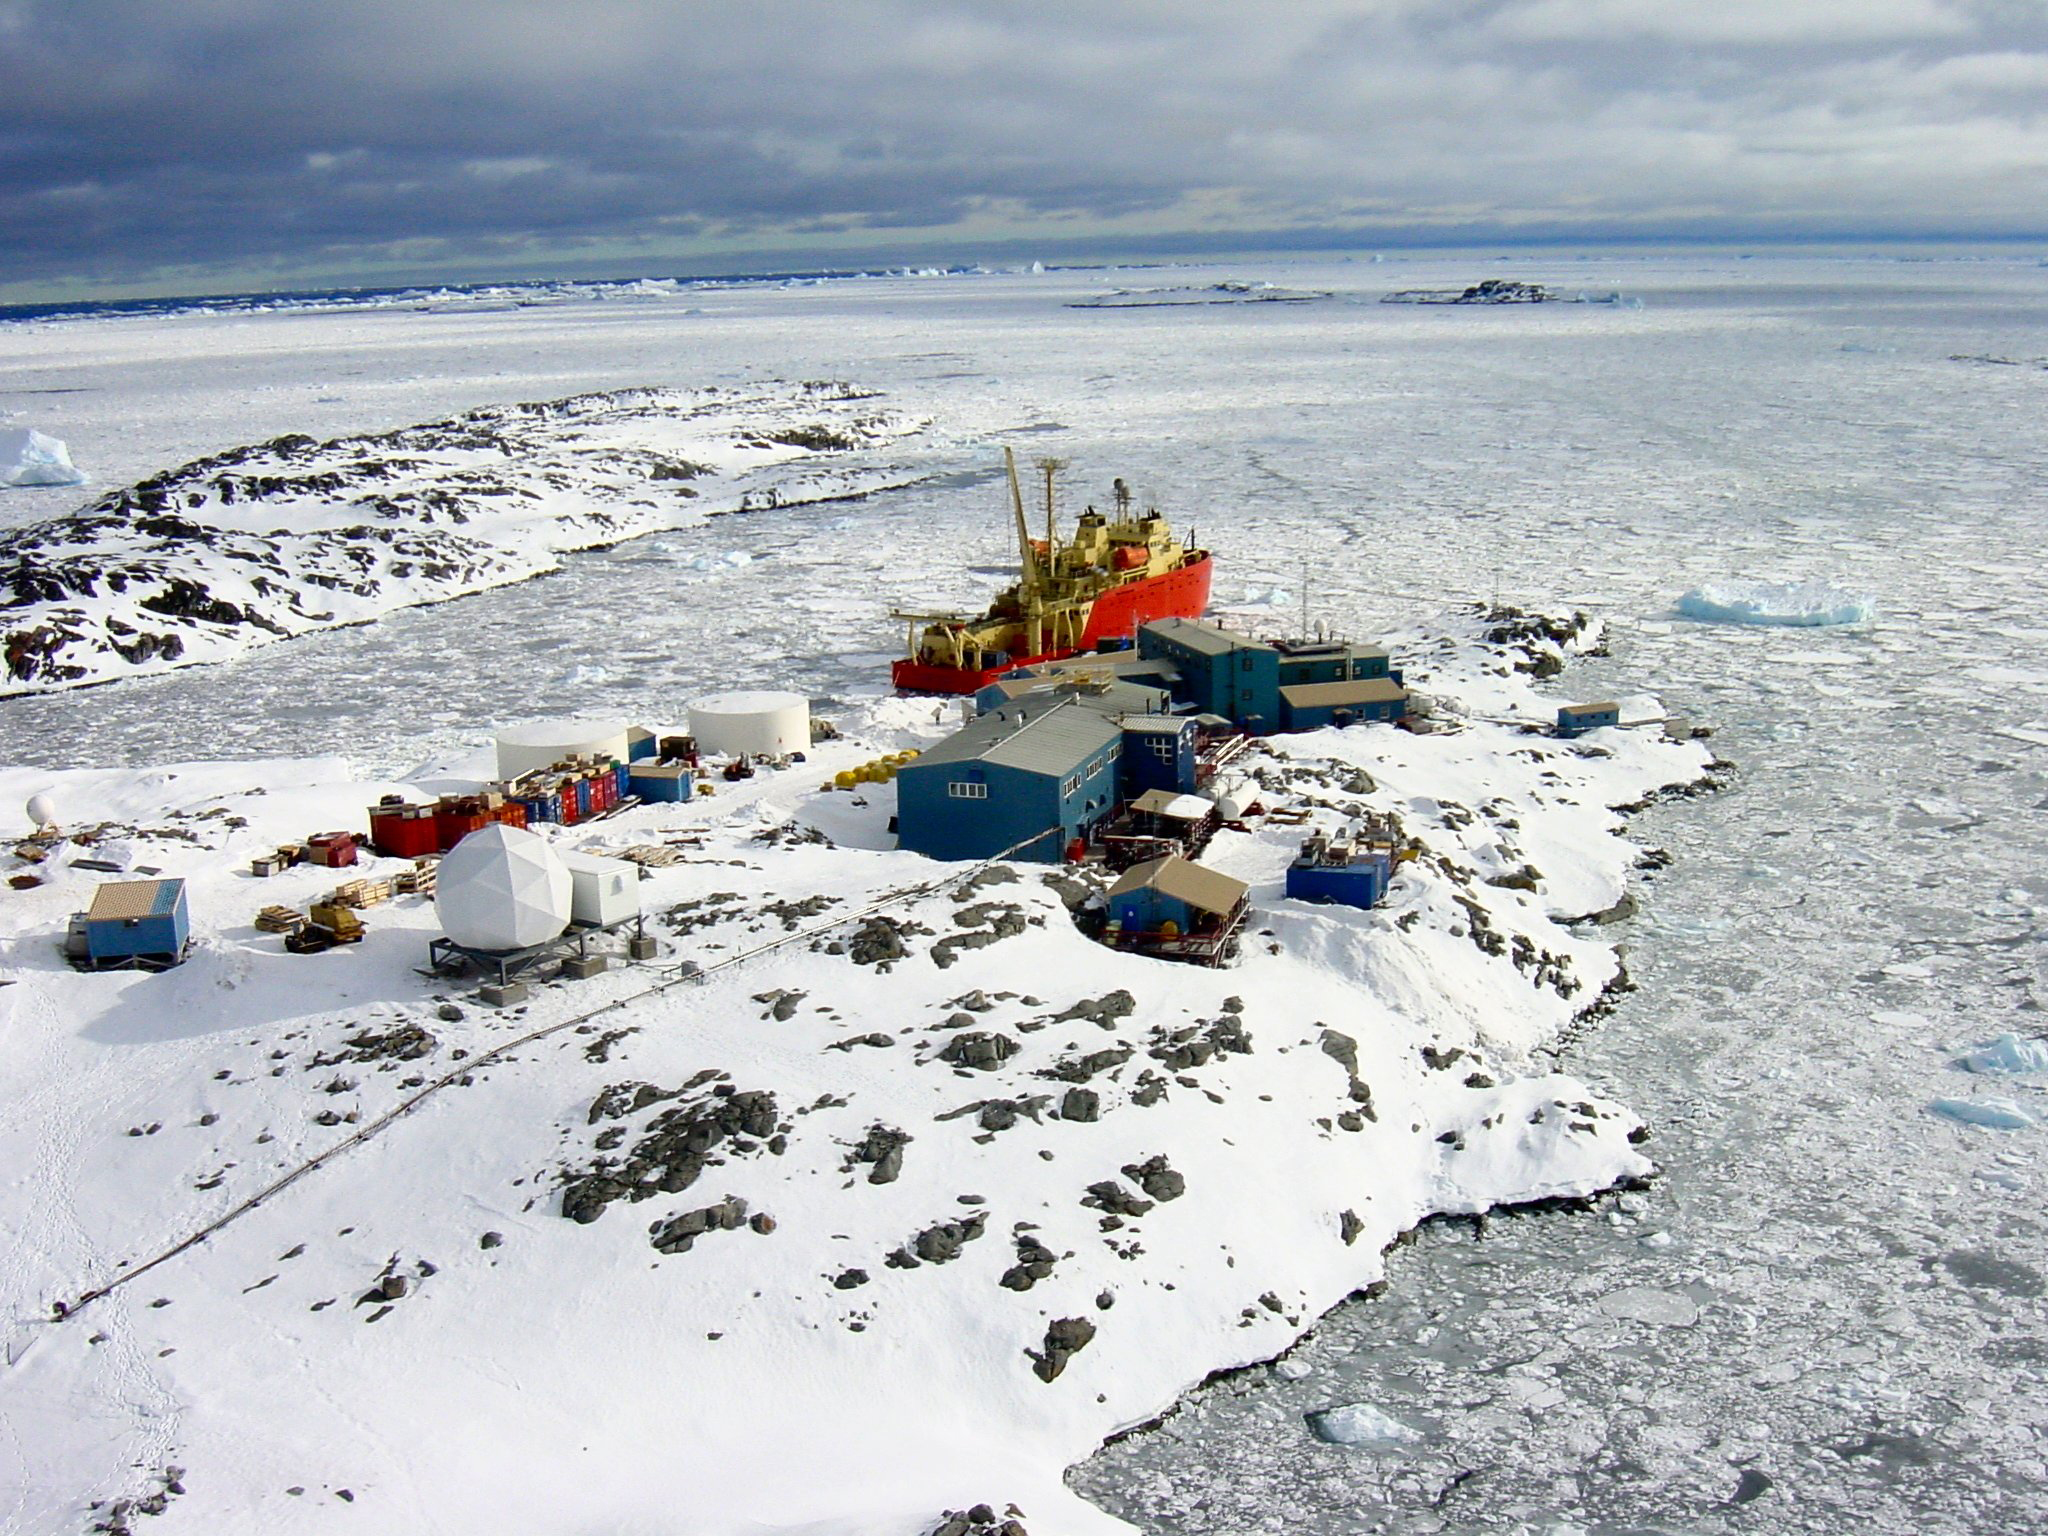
[{"x1": 2, "y1": 0, "x2": 2045, "y2": 297}]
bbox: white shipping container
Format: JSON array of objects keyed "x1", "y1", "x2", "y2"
[{"x1": 561, "y1": 850, "x2": 640, "y2": 929}]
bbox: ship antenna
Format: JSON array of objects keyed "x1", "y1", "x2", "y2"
[{"x1": 1005, "y1": 446, "x2": 1037, "y2": 588}]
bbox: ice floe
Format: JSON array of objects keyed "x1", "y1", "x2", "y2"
[
  {"x1": 1675, "y1": 581, "x2": 1875, "y2": 628},
  {"x1": 0, "y1": 426, "x2": 87, "y2": 488}
]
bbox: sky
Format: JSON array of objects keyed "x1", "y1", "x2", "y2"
[{"x1": 2, "y1": 0, "x2": 2046, "y2": 300}]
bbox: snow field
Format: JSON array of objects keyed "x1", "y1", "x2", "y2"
[{"x1": 0, "y1": 612, "x2": 1700, "y2": 1534}]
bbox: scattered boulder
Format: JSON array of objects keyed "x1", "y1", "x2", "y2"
[
  {"x1": 1000, "y1": 1235, "x2": 1059, "y2": 1291},
  {"x1": 1121, "y1": 1154, "x2": 1185, "y2": 1202},
  {"x1": 845, "y1": 1124, "x2": 913, "y2": 1185},
  {"x1": 649, "y1": 1197, "x2": 749, "y2": 1255},
  {"x1": 559, "y1": 1085, "x2": 781, "y2": 1224},
  {"x1": 1028, "y1": 1316, "x2": 1097, "y2": 1382},
  {"x1": 1059, "y1": 1087, "x2": 1100, "y2": 1123},
  {"x1": 886, "y1": 1212, "x2": 988, "y2": 1268},
  {"x1": 939, "y1": 1032, "x2": 1020, "y2": 1072}
]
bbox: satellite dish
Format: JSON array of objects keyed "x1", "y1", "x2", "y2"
[
  {"x1": 435, "y1": 824, "x2": 571, "y2": 953},
  {"x1": 25, "y1": 791, "x2": 57, "y2": 831}
]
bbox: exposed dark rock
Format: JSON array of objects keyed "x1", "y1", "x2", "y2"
[
  {"x1": 1121, "y1": 1154, "x2": 1185, "y2": 1202},
  {"x1": 845, "y1": 1124, "x2": 913, "y2": 1185},
  {"x1": 1000, "y1": 1234, "x2": 1060, "y2": 1291},
  {"x1": 1059, "y1": 1087, "x2": 1100, "y2": 1123},
  {"x1": 1082, "y1": 1181, "x2": 1154, "y2": 1219},
  {"x1": 649, "y1": 1196, "x2": 749, "y2": 1254},
  {"x1": 1028, "y1": 1316, "x2": 1097, "y2": 1382},
  {"x1": 560, "y1": 1084, "x2": 779, "y2": 1224},
  {"x1": 939, "y1": 1032, "x2": 1020, "y2": 1071},
  {"x1": 1038, "y1": 1046, "x2": 1131, "y2": 1084}
]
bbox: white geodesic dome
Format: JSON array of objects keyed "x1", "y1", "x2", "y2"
[{"x1": 436, "y1": 824, "x2": 572, "y2": 953}]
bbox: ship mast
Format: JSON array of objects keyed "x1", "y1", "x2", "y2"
[{"x1": 1036, "y1": 457, "x2": 1066, "y2": 565}]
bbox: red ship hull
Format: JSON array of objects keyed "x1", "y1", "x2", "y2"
[{"x1": 892, "y1": 554, "x2": 1214, "y2": 694}]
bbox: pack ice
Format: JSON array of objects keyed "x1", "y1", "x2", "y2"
[{"x1": 0, "y1": 426, "x2": 87, "y2": 488}]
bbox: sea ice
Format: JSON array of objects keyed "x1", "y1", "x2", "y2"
[
  {"x1": 0, "y1": 427, "x2": 86, "y2": 488},
  {"x1": 1306, "y1": 1403, "x2": 1424, "y2": 1446},
  {"x1": 1956, "y1": 1035, "x2": 2048, "y2": 1075},
  {"x1": 1675, "y1": 580, "x2": 1874, "y2": 627},
  {"x1": 1928, "y1": 1097, "x2": 2037, "y2": 1130}
]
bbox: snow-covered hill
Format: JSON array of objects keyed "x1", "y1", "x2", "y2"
[
  {"x1": 0, "y1": 609, "x2": 1713, "y2": 1535},
  {"x1": 0, "y1": 382, "x2": 933, "y2": 696}
]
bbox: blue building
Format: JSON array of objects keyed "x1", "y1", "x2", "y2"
[
  {"x1": 78, "y1": 878, "x2": 191, "y2": 968},
  {"x1": 1119, "y1": 715, "x2": 1201, "y2": 794},
  {"x1": 627, "y1": 762, "x2": 695, "y2": 802},
  {"x1": 974, "y1": 672, "x2": 1172, "y2": 719},
  {"x1": 1557, "y1": 701, "x2": 1621, "y2": 737},
  {"x1": 1137, "y1": 618, "x2": 1403, "y2": 733},
  {"x1": 1103, "y1": 855, "x2": 1250, "y2": 966},
  {"x1": 1279, "y1": 677, "x2": 1410, "y2": 731},
  {"x1": 1285, "y1": 833, "x2": 1393, "y2": 910},
  {"x1": 896, "y1": 698, "x2": 1124, "y2": 863}
]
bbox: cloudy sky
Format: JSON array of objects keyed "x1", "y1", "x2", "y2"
[{"x1": 2, "y1": 0, "x2": 2045, "y2": 299}]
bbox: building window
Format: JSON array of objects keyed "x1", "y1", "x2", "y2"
[
  {"x1": 948, "y1": 781, "x2": 987, "y2": 800},
  {"x1": 1087, "y1": 756, "x2": 1105, "y2": 777},
  {"x1": 1107, "y1": 743, "x2": 1121, "y2": 761},
  {"x1": 1062, "y1": 775, "x2": 1080, "y2": 798},
  {"x1": 1149, "y1": 738, "x2": 1175, "y2": 760}
]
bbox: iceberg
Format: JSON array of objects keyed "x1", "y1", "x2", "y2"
[
  {"x1": 1957, "y1": 1034, "x2": 2048, "y2": 1075},
  {"x1": 0, "y1": 426, "x2": 87, "y2": 488},
  {"x1": 1928, "y1": 1097, "x2": 2037, "y2": 1130},
  {"x1": 1675, "y1": 580, "x2": 1874, "y2": 628},
  {"x1": 1306, "y1": 1402, "x2": 1424, "y2": 1446}
]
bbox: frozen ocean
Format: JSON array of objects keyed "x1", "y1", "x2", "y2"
[{"x1": 5, "y1": 251, "x2": 2048, "y2": 1532}]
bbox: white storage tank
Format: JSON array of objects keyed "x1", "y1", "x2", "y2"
[
  {"x1": 561, "y1": 850, "x2": 640, "y2": 929},
  {"x1": 687, "y1": 690, "x2": 809, "y2": 757},
  {"x1": 496, "y1": 717, "x2": 632, "y2": 780},
  {"x1": 436, "y1": 824, "x2": 572, "y2": 953}
]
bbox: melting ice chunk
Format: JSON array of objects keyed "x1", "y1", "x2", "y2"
[
  {"x1": 1929, "y1": 1097, "x2": 2037, "y2": 1130},
  {"x1": 1306, "y1": 1402, "x2": 1423, "y2": 1446},
  {"x1": 0, "y1": 427, "x2": 87, "y2": 488},
  {"x1": 1675, "y1": 581, "x2": 1874, "y2": 628}
]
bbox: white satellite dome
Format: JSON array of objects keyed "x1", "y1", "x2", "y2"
[
  {"x1": 436, "y1": 824, "x2": 572, "y2": 953},
  {"x1": 25, "y1": 791, "x2": 57, "y2": 830}
]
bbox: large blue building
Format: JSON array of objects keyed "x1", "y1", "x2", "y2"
[{"x1": 896, "y1": 698, "x2": 1124, "y2": 863}]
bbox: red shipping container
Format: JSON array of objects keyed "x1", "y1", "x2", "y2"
[{"x1": 369, "y1": 808, "x2": 440, "y2": 859}]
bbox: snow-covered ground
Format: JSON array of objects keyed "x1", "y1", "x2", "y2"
[
  {"x1": 0, "y1": 610, "x2": 1703, "y2": 1534},
  {"x1": 4, "y1": 251, "x2": 2047, "y2": 1533}
]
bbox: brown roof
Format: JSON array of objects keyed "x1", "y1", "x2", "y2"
[
  {"x1": 1108, "y1": 855, "x2": 1248, "y2": 915},
  {"x1": 1562, "y1": 701, "x2": 1621, "y2": 715},
  {"x1": 1279, "y1": 678, "x2": 1409, "y2": 708},
  {"x1": 1130, "y1": 794, "x2": 1204, "y2": 819},
  {"x1": 86, "y1": 879, "x2": 172, "y2": 921}
]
